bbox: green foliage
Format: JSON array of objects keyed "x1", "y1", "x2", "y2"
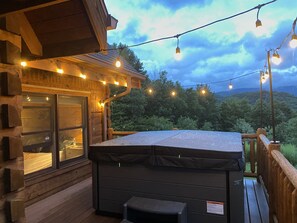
[
  {"x1": 281, "y1": 144, "x2": 297, "y2": 168},
  {"x1": 134, "y1": 116, "x2": 174, "y2": 131},
  {"x1": 231, "y1": 118, "x2": 254, "y2": 133},
  {"x1": 219, "y1": 98, "x2": 251, "y2": 131},
  {"x1": 176, "y1": 117, "x2": 197, "y2": 130}
]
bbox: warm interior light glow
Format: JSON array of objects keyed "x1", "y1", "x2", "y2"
[
  {"x1": 56, "y1": 68, "x2": 64, "y2": 74},
  {"x1": 80, "y1": 74, "x2": 87, "y2": 79},
  {"x1": 174, "y1": 47, "x2": 182, "y2": 61},
  {"x1": 289, "y1": 34, "x2": 297, "y2": 48},
  {"x1": 171, "y1": 91, "x2": 176, "y2": 96},
  {"x1": 271, "y1": 52, "x2": 282, "y2": 65},
  {"x1": 114, "y1": 81, "x2": 119, "y2": 85},
  {"x1": 45, "y1": 97, "x2": 49, "y2": 101},
  {"x1": 115, "y1": 57, "x2": 121, "y2": 68},
  {"x1": 102, "y1": 81, "x2": 106, "y2": 85},
  {"x1": 20, "y1": 61, "x2": 27, "y2": 67}
]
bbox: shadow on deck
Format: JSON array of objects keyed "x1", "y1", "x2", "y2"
[{"x1": 26, "y1": 177, "x2": 268, "y2": 223}]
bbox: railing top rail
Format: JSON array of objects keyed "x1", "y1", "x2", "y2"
[
  {"x1": 271, "y1": 150, "x2": 297, "y2": 188},
  {"x1": 242, "y1": 133, "x2": 257, "y2": 139},
  {"x1": 259, "y1": 134, "x2": 271, "y2": 149}
]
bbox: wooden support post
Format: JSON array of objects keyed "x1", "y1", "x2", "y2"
[
  {"x1": 256, "y1": 128, "x2": 266, "y2": 181},
  {"x1": 0, "y1": 15, "x2": 25, "y2": 222},
  {"x1": 268, "y1": 143, "x2": 280, "y2": 223}
]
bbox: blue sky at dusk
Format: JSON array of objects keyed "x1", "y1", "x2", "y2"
[{"x1": 105, "y1": 0, "x2": 297, "y2": 92}]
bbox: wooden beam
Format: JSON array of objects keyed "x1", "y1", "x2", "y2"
[
  {"x1": 15, "y1": 13, "x2": 42, "y2": 56},
  {"x1": 43, "y1": 38, "x2": 100, "y2": 58},
  {"x1": 0, "y1": 0, "x2": 69, "y2": 17},
  {"x1": 82, "y1": 0, "x2": 107, "y2": 51},
  {"x1": 0, "y1": 29, "x2": 21, "y2": 50}
]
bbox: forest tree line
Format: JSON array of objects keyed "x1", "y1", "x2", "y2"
[{"x1": 110, "y1": 44, "x2": 297, "y2": 148}]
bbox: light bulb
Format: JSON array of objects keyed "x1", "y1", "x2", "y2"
[
  {"x1": 115, "y1": 57, "x2": 121, "y2": 68},
  {"x1": 102, "y1": 81, "x2": 106, "y2": 85},
  {"x1": 255, "y1": 19, "x2": 262, "y2": 28},
  {"x1": 20, "y1": 61, "x2": 27, "y2": 67},
  {"x1": 174, "y1": 47, "x2": 182, "y2": 61},
  {"x1": 148, "y1": 88, "x2": 153, "y2": 94},
  {"x1": 171, "y1": 91, "x2": 176, "y2": 96},
  {"x1": 261, "y1": 75, "x2": 267, "y2": 83},
  {"x1": 80, "y1": 73, "x2": 87, "y2": 79},
  {"x1": 114, "y1": 81, "x2": 119, "y2": 85},
  {"x1": 229, "y1": 83, "x2": 233, "y2": 90},
  {"x1": 56, "y1": 68, "x2": 64, "y2": 74},
  {"x1": 201, "y1": 89, "x2": 206, "y2": 95},
  {"x1": 289, "y1": 34, "x2": 297, "y2": 48},
  {"x1": 271, "y1": 52, "x2": 281, "y2": 65}
]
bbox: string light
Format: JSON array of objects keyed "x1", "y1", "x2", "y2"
[
  {"x1": 174, "y1": 36, "x2": 182, "y2": 61},
  {"x1": 271, "y1": 51, "x2": 282, "y2": 65},
  {"x1": 80, "y1": 73, "x2": 87, "y2": 79},
  {"x1": 228, "y1": 81, "x2": 233, "y2": 90},
  {"x1": 171, "y1": 91, "x2": 176, "y2": 97},
  {"x1": 148, "y1": 88, "x2": 153, "y2": 94},
  {"x1": 99, "y1": 1, "x2": 276, "y2": 54},
  {"x1": 56, "y1": 68, "x2": 64, "y2": 74},
  {"x1": 102, "y1": 81, "x2": 106, "y2": 85},
  {"x1": 114, "y1": 81, "x2": 119, "y2": 85},
  {"x1": 290, "y1": 34, "x2": 297, "y2": 48},
  {"x1": 20, "y1": 61, "x2": 27, "y2": 67},
  {"x1": 289, "y1": 17, "x2": 297, "y2": 48},
  {"x1": 115, "y1": 56, "x2": 121, "y2": 68}
]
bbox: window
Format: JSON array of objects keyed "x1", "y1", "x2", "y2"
[{"x1": 22, "y1": 93, "x2": 87, "y2": 175}]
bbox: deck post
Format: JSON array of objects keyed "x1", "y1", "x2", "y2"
[
  {"x1": 256, "y1": 128, "x2": 266, "y2": 182},
  {"x1": 267, "y1": 142, "x2": 280, "y2": 223},
  {"x1": 0, "y1": 15, "x2": 25, "y2": 222}
]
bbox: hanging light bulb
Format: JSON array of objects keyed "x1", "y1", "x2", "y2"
[
  {"x1": 115, "y1": 56, "x2": 121, "y2": 68},
  {"x1": 201, "y1": 88, "x2": 206, "y2": 95},
  {"x1": 255, "y1": 19, "x2": 262, "y2": 28},
  {"x1": 148, "y1": 88, "x2": 153, "y2": 94},
  {"x1": 289, "y1": 34, "x2": 297, "y2": 48},
  {"x1": 271, "y1": 51, "x2": 282, "y2": 65},
  {"x1": 171, "y1": 91, "x2": 176, "y2": 97},
  {"x1": 228, "y1": 81, "x2": 233, "y2": 90},
  {"x1": 261, "y1": 75, "x2": 267, "y2": 83},
  {"x1": 174, "y1": 36, "x2": 182, "y2": 61}
]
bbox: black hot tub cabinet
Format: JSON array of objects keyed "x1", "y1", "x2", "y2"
[{"x1": 89, "y1": 130, "x2": 244, "y2": 223}]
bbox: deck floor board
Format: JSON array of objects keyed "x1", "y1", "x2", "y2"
[{"x1": 26, "y1": 177, "x2": 268, "y2": 223}]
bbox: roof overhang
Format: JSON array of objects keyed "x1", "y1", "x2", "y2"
[
  {"x1": 0, "y1": 0, "x2": 114, "y2": 59},
  {"x1": 24, "y1": 55, "x2": 145, "y2": 89}
]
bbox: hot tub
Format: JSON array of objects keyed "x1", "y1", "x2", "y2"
[{"x1": 89, "y1": 130, "x2": 244, "y2": 223}]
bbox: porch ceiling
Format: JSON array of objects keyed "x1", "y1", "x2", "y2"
[{"x1": 0, "y1": 0, "x2": 109, "y2": 59}]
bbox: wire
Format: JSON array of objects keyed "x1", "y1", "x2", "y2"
[
  {"x1": 182, "y1": 70, "x2": 259, "y2": 88},
  {"x1": 100, "y1": 0, "x2": 277, "y2": 52}
]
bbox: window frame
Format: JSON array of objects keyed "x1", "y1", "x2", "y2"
[{"x1": 22, "y1": 92, "x2": 89, "y2": 176}]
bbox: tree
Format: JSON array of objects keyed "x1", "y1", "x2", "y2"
[
  {"x1": 219, "y1": 98, "x2": 251, "y2": 131},
  {"x1": 176, "y1": 117, "x2": 197, "y2": 130},
  {"x1": 231, "y1": 118, "x2": 254, "y2": 133}
]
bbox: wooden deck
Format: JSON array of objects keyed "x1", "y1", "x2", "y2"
[{"x1": 25, "y1": 177, "x2": 268, "y2": 223}]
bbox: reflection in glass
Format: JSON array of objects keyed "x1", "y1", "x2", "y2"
[
  {"x1": 59, "y1": 129, "x2": 84, "y2": 161},
  {"x1": 22, "y1": 94, "x2": 54, "y2": 175}
]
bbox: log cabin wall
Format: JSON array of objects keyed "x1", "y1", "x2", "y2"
[
  {"x1": 0, "y1": 16, "x2": 26, "y2": 222},
  {"x1": 21, "y1": 68, "x2": 107, "y2": 206}
]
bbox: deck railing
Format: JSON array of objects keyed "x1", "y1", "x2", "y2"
[
  {"x1": 256, "y1": 129, "x2": 297, "y2": 223},
  {"x1": 108, "y1": 128, "x2": 297, "y2": 222}
]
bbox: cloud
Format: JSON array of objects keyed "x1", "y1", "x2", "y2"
[{"x1": 105, "y1": 0, "x2": 297, "y2": 91}]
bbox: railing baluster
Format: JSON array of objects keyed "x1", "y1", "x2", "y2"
[{"x1": 250, "y1": 139, "x2": 255, "y2": 174}]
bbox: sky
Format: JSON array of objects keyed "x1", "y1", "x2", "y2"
[{"x1": 105, "y1": 0, "x2": 297, "y2": 92}]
